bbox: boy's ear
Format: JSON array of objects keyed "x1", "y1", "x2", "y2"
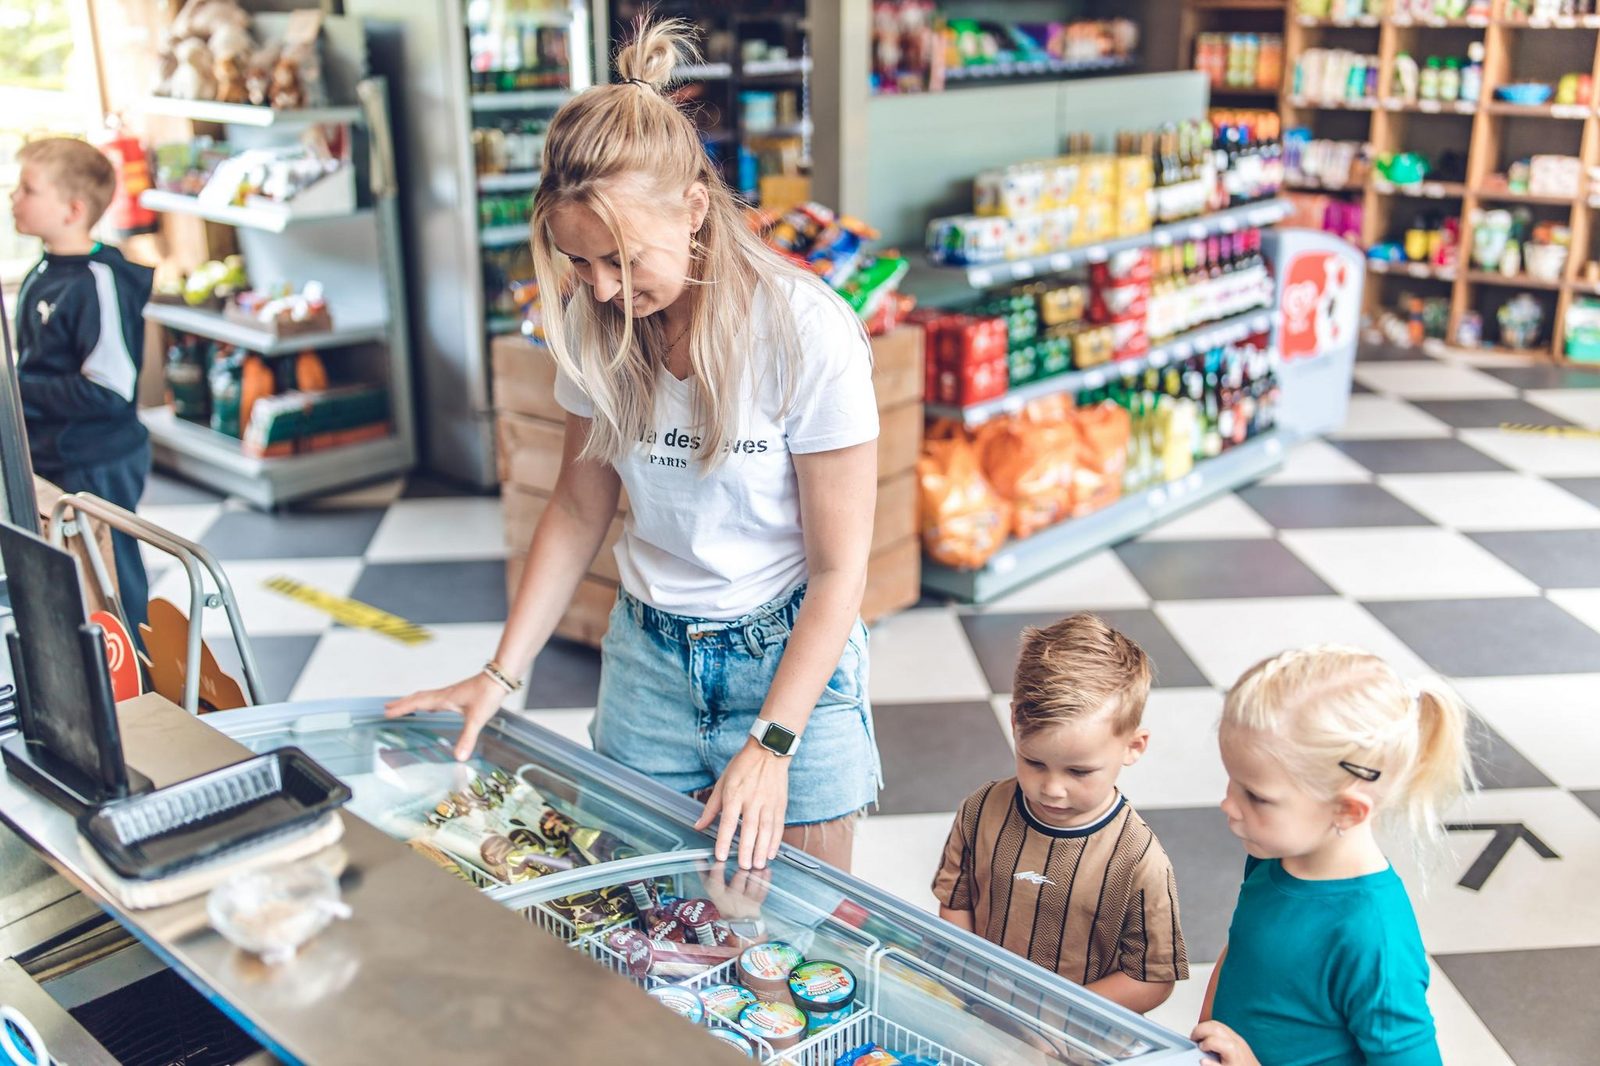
[
  {"x1": 1122, "y1": 728, "x2": 1151, "y2": 766},
  {"x1": 64, "y1": 197, "x2": 90, "y2": 228},
  {"x1": 1334, "y1": 791, "x2": 1375, "y2": 831}
]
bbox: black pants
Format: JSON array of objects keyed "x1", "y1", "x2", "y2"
[{"x1": 42, "y1": 439, "x2": 152, "y2": 639}]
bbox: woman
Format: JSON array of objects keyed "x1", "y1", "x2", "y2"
[{"x1": 386, "y1": 19, "x2": 881, "y2": 873}]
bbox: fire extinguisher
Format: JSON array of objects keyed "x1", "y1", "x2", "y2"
[{"x1": 95, "y1": 113, "x2": 159, "y2": 238}]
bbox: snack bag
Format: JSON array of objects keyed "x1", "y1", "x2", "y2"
[
  {"x1": 975, "y1": 408, "x2": 1080, "y2": 539},
  {"x1": 1070, "y1": 402, "x2": 1131, "y2": 516},
  {"x1": 917, "y1": 428, "x2": 1012, "y2": 570}
]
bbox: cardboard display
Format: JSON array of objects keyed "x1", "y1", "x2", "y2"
[
  {"x1": 138, "y1": 598, "x2": 248, "y2": 714},
  {"x1": 90, "y1": 610, "x2": 145, "y2": 702}
]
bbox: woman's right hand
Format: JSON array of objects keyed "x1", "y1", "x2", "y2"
[{"x1": 384, "y1": 672, "x2": 510, "y2": 761}]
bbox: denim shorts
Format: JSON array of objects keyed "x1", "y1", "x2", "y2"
[{"x1": 592, "y1": 583, "x2": 883, "y2": 825}]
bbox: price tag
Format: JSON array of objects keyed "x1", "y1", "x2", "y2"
[
  {"x1": 1407, "y1": 264, "x2": 1429, "y2": 278},
  {"x1": 1186, "y1": 472, "x2": 1203, "y2": 493},
  {"x1": 1051, "y1": 253, "x2": 1075, "y2": 272},
  {"x1": 1083, "y1": 370, "x2": 1106, "y2": 389},
  {"x1": 1012, "y1": 261, "x2": 1035, "y2": 279},
  {"x1": 1467, "y1": 14, "x2": 1488, "y2": 25},
  {"x1": 1220, "y1": 217, "x2": 1239, "y2": 233},
  {"x1": 1266, "y1": 437, "x2": 1284, "y2": 457},
  {"x1": 1427, "y1": 16, "x2": 1447, "y2": 26},
  {"x1": 993, "y1": 555, "x2": 1017, "y2": 575},
  {"x1": 1419, "y1": 100, "x2": 1441, "y2": 113},
  {"x1": 1553, "y1": 104, "x2": 1587, "y2": 119},
  {"x1": 1086, "y1": 246, "x2": 1109, "y2": 264},
  {"x1": 1148, "y1": 488, "x2": 1168, "y2": 508},
  {"x1": 1391, "y1": 16, "x2": 1412, "y2": 26},
  {"x1": 1421, "y1": 183, "x2": 1445, "y2": 198},
  {"x1": 1557, "y1": 15, "x2": 1578, "y2": 27},
  {"x1": 1189, "y1": 223, "x2": 1208, "y2": 241},
  {"x1": 969, "y1": 268, "x2": 993, "y2": 288},
  {"x1": 1148, "y1": 349, "x2": 1170, "y2": 367},
  {"x1": 1454, "y1": 101, "x2": 1477, "y2": 113},
  {"x1": 1173, "y1": 341, "x2": 1194, "y2": 360},
  {"x1": 1296, "y1": 15, "x2": 1316, "y2": 26},
  {"x1": 1155, "y1": 231, "x2": 1173, "y2": 247}
]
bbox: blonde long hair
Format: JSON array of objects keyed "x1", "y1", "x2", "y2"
[
  {"x1": 1221, "y1": 645, "x2": 1476, "y2": 842},
  {"x1": 530, "y1": 17, "x2": 821, "y2": 468}
]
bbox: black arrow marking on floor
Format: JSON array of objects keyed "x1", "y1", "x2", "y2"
[{"x1": 1444, "y1": 822, "x2": 1559, "y2": 891}]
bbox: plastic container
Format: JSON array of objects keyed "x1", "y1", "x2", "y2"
[
  {"x1": 648, "y1": 985, "x2": 706, "y2": 1025},
  {"x1": 207, "y1": 862, "x2": 350, "y2": 964},
  {"x1": 1495, "y1": 82, "x2": 1554, "y2": 106},
  {"x1": 787, "y1": 960, "x2": 858, "y2": 1034}
]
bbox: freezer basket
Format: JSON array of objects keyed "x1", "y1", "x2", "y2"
[{"x1": 773, "y1": 1012, "x2": 981, "y2": 1066}]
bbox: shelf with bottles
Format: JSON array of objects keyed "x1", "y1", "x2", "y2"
[
  {"x1": 1194, "y1": 32, "x2": 1286, "y2": 96},
  {"x1": 1465, "y1": 269, "x2": 1565, "y2": 289},
  {"x1": 1372, "y1": 177, "x2": 1468, "y2": 198},
  {"x1": 465, "y1": 1, "x2": 576, "y2": 98},
  {"x1": 1498, "y1": 0, "x2": 1600, "y2": 27},
  {"x1": 1367, "y1": 257, "x2": 1459, "y2": 280}
]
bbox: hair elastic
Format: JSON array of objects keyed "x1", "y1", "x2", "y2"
[{"x1": 621, "y1": 77, "x2": 654, "y2": 89}]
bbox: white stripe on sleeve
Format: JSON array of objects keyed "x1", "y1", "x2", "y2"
[{"x1": 82, "y1": 261, "x2": 138, "y2": 402}]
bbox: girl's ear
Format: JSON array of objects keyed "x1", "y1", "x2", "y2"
[{"x1": 1335, "y1": 790, "x2": 1376, "y2": 831}]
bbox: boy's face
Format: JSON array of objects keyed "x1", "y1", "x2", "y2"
[
  {"x1": 10, "y1": 163, "x2": 82, "y2": 244},
  {"x1": 1012, "y1": 707, "x2": 1148, "y2": 829},
  {"x1": 1218, "y1": 730, "x2": 1342, "y2": 861}
]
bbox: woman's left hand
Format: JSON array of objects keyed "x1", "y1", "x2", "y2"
[{"x1": 694, "y1": 741, "x2": 790, "y2": 870}]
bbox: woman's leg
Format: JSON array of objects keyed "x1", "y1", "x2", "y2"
[{"x1": 782, "y1": 815, "x2": 857, "y2": 873}]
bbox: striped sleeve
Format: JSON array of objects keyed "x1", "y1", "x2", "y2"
[
  {"x1": 1117, "y1": 844, "x2": 1189, "y2": 982},
  {"x1": 932, "y1": 786, "x2": 991, "y2": 910}
]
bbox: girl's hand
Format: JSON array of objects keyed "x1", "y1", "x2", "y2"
[
  {"x1": 1191, "y1": 1021, "x2": 1261, "y2": 1066},
  {"x1": 694, "y1": 741, "x2": 790, "y2": 870},
  {"x1": 384, "y1": 673, "x2": 509, "y2": 761}
]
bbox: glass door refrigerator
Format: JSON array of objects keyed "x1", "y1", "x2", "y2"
[
  {"x1": 345, "y1": 0, "x2": 596, "y2": 488},
  {"x1": 210, "y1": 699, "x2": 1206, "y2": 1064}
]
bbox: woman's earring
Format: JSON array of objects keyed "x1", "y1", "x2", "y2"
[{"x1": 1333, "y1": 823, "x2": 1345, "y2": 837}]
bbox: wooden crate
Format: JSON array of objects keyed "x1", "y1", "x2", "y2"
[
  {"x1": 506, "y1": 553, "x2": 619, "y2": 648},
  {"x1": 861, "y1": 537, "x2": 921, "y2": 624},
  {"x1": 491, "y1": 336, "x2": 565, "y2": 423},
  {"x1": 502, "y1": 485, "x2": 626, "y2": 584}
]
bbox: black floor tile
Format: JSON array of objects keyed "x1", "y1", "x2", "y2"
[
  {"x1": 872, "y1": 701, "x2": 1016, "y2": 816},
  {"x1": 1471, "y1": 714, "x2": 1554, "y2": 790},
  {"x1": 959, "y1": 609, "x2": 1209, "y2": 692},
  {"x1": 402, "y1": 473, "x2": 493, "y2": 499},
  {"x1": 1482, "y1": 365, "x2": 1600, "y2": 390},
  {"x1": 207, "y1": 634, "x2": 320, "y2": 706},
  {"x1": 1409, "y1": 398, "x2": 1576, "y2": 430},
  {"x1": 1348, "y1": 380, "x2": 1375, "y2": 394},
  {"x1": 201, "y1": 509, "x2": 386, "y2": 560},
  {"x1": 348, "y1": 560, "x2": 509, "y2": 625},
  {"x1": 1332, "y1": 437, "x2": 1511, "y2": 475},
  {"x1": 1356, "y1": 341, "x2": 1438, "y2": 363},
  {"x1": 1575, "y1": 790, "x2": 1600, "y2": 821},
  {"x1": 525, "y1": 638, "x2": 603, "y2": 709},
  {"x1": 1137, "y1": 806, "x2": 1243, "y2": 966},
  {"x1": 1364, "y1": 597, "x2": 1600, "y2": 676},
  {"x1": 1436, "y1": 947, "x2": 1600, "y2": 1066},
  {"x1": 141, "y1": 472, "x2": 226, "y2": 507},
  {"x1": 1236, "y1": 483, "x2": 1433, "y2": 528},
  {"x1": 1114, "y1": 540, "x2": 1335, "y2": 600},
  {"x1": 1551, "y1": 477, "x2": 1600, "y2": 509},
  {"x1": 1470, "y1": 530, "x2": 1600, "y2": 589}
]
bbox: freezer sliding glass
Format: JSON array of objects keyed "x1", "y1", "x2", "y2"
[{"x1": 209, "y1": 701, "x2": 1203, "y2": 1064}]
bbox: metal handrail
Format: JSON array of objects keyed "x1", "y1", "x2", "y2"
[{"x1": 47, "y1": 493, "x2": 264, "y2": 714}]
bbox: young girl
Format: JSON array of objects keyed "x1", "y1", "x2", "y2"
[
  {"x1": 1192, "y1": 645, "x2": 1474, "y2": 1066},
  {"x1": 386, "y1": 18, "x2": 881, "y2": 873}
]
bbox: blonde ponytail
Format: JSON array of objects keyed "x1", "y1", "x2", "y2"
[{"x1": 1221, "y1": 646, "x2": 1476, "y2": 842}]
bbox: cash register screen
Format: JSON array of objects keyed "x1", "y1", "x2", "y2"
[{"x1": 0, "y1": 521, "x2": 104, "y2": 785}]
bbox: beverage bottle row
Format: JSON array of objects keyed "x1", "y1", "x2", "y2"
[
  {"x1": 1211, "y1": 111, "x2": 1285, "y2": 208},
  {"x1": 1193, "y1": 33, "x2": 1283, "y2": 90},
  {"x1": 1147, "y1": 230, "x2": 1273, "y2": 342}
]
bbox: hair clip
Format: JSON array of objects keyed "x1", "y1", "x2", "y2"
[{"x1": 1339, "y1": 760, "x2": 1381, "y2": 782}]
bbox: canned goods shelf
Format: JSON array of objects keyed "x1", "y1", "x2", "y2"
[
  {"x1": 924, "y1": 309, "x2": 1275, "y2": 428},
  {"x1": 931, "y1": 198, "x2": 1292, "y2": 291}
]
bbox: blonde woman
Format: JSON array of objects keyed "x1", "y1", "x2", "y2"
[{"x1": 387, "y1": 19, "x2": 881, "y2": 873}]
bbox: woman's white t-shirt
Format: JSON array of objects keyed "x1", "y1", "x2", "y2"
[{"x1": 553, "y1": 276, "x2": 879, "y2": 620}]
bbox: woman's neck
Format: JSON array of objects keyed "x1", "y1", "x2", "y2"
[{"x1": 1281, "y1": 823, "x2": 1389, "y2": 880}]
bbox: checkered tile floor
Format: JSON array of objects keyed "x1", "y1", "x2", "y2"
[{"x1": 140, "y1": 342, "x2": 1600, "y2": 1065}]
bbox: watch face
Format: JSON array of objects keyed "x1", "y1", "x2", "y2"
[{"x1": 761, "y1": 722, "x2": 797, "y2": 756}]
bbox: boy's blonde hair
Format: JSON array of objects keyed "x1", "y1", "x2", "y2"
[
  {"x1": 1222, "y1": 645, "x2": 1475, "y2": 840},
  {"x1": 1012, "y1": 613, "x2": 1152, "y2": 738},
  {"x1": 18, "y1": 138, "x2": 117, "y2": 229},
  {"x1": 531, "y1": 17, "x2": 830, "y2": 471}
]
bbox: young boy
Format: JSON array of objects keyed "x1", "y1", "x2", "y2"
[
  {"x1": 10, "y1": 137, "x2": 153, "y2": 633},
  {"x1": 932, "y1": 612, "x2": 1188, "y2": 1014}
]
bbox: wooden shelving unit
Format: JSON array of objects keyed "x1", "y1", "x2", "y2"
[
  {"x1": 1273, "y1": 0, "x2": 1600, "y2": 363},
  {"x1": 1180, "y1": 0, "x2": 1290, "y2": 107}
]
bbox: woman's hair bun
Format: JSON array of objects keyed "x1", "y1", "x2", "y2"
[{"x1": 614, "y1": 17, "x2": 699, "y2": 91}]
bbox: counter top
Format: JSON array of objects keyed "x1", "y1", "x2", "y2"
[{"x1": 0, "y1": 694, "x2": 748, "y2": 1065}]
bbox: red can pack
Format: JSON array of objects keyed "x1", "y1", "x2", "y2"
[{"x1": 1089, "y1": 248, "x2": 1154, "y2": 286}]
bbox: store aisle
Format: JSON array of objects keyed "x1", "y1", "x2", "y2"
[{"x1": 138, "y1": 341, "x2": 1600, "y2": 1066}]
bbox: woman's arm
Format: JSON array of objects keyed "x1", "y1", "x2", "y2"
[
  {"x1": 385, "y1": 416, "x2": 620, "y2": 759},
  {"x1": 695, "y1": 438, "x2": 878, "y2": 868}
]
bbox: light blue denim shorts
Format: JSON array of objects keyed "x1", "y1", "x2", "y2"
[{"x1": 592, "y1": 583, "x2": 883, "y2": 825}]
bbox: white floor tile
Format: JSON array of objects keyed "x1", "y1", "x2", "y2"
[
  {"x1": 1353, "y1": 363, "x2": 1519, "y2": 401},
  {"x1": 1259, "y1": 438, "x2": 1374, "y2": 484},
  {"x1": 1385, "y1": 789, "x2": 1600, "y2": 955},
  {"x1": 1138, "y1": 495, "x2": 1275, "y2": 541},
  {"x1": 1279, "y1": 528, "x2": 1538, "y2": 601},
  {"x1": 509, "y1": 707, "x2": 595, "y2": 750},
  {"x1": 1440, "y1": 348, "x2": 1548, "y2": 369},
  {"x1": 1147, "y1": 962, "x2": 1211, "y2": 1037},
  {"x1": 1453, "y1": 674, "x2": 1600, "y2": 791},
  {"x1": 135, "y1": 503, "x2": 223, "y2": 570},
  {"x1": 1331, "y1": 396, "x2": 1454, "y2": 440},
  {"x1": 1379, "y1": 472, "x2": 1600, "y2": 531},
  {"x1": 982, "y1": 549, "x2": 1150, "y2": 612},
  {"x1": 1458, "y1": 428, "x2": 1600, "y2": 477},
  {"x1": 1117, "y1": 688, "x2": 1228, "y2": 811},
  {"x1": 867, "y1": 608, "x2": 992, "y2": 704},
  {"x1": 1156, "y1": 597, "x2": 1429, "y2": 689},
  {"x1": 988, "y1": 695, "x2": 1017, "y2": 750},
  {"x1": 365, "y1": 498, "x2": 508, "y2": 562},
  {"x1": 1547, "y1": 588, "x2": 1600, "y2": 637},
  {"x1": 148, "y1": 557, "x2": 363, "y2": 637},
  {"x1": 1426, "y1": 960, "x2": 1518, "y2": 1066},
  {"x1": 289, "y1": 623, "x2": 507, "y2": 701},
  {"x1": 1524, "y1": 388, "x2": 1600, "y2": 429},
  {"x1": 852, "y1": 811, "x2": 956, "y2": 913}
]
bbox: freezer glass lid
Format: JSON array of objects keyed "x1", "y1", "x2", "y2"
[{"x1": 222, "y1": 713, "x2": 695, "y2": 887}]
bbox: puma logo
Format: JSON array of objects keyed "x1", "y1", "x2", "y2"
[
  {"x1": 37, "y1": 300, "x2": 54, "y2": 325},
  {"x1": 1014, "y1": 871, "x2": 1054, "y2": 887}
]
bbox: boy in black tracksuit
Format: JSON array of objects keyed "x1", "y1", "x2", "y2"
[{"x1": 10, "y1": 138, "x2": 153, "y2": 635}]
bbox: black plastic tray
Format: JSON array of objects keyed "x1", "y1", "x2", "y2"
[{"x1": 79, "y1": 747, "x2": 351, "y2": 880}]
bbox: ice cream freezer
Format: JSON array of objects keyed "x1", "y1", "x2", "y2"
[{"x1": 0, "y1": 695, "x2": 1208, "y2": 1065}]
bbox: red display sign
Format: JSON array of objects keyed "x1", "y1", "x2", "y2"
[
  {"x1": 1280, "y1": 250, "x2": 1360, "y2": 362},
  {"x1": 90, "y1": 610, "x2": 143, "y2": 702}
]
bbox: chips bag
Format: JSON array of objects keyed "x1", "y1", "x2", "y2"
[{"x1": 917, "y1": 426, "x2": 1012, "y2": 569}]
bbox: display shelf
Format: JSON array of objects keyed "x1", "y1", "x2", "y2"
[
  {"x1": 1287, "y1": 95, "x2": 1380, "y2": 110},
  {"x1": 923, "y1": 430, "x2": 1287, "y2": 603},
  {"x1": 480, "y1": 224, "x2": 529, "y2": 248},
  {"x1": 140, "y1": 405, "x2": 410, "y2": 510},
  {"x1": 1464, "y1": 270, "x2": 1565, "y2": 291},
  {"x1": 469, "y1": 89, "x2": 573, "y2": 112},
  {"x1": 1287, "y1": 177, "x2": 1364, "y2": 193},
  {"x1": 940, "y1": 56, "x2": 1137, "y2": 86},
  {"x1": 1566, "y1": 279, "x2": 1600, "y2": 295},
  {"x1": 1472, "y1": 186, "x2": 1580, "y2": 206},
  {"x1": 1207, "y1": 85, "x2": 1281, "y2": 99},
  {"x1": 932, "y1": 198, "x2": 1293, "y2": 290},
  {"x1": 1371, "y1": 179, "x2": 1467, "y2": 199},
  {"x1": 742, "y1": 56, "x2": 812, "y2": 76},
  {"x1": 142, "y1": 96, "x2": 364, "y2": 127},
  {"x1": 1366, "y1": 259, "x2": 1457, "y2": 282},
  {"x1": 1389, "y1": 14, "x2": 1491, "y2": 27},
  {"x1": 143, "y1": 302, "x2": 389, "y2": 356},
  {"x1": 1497, "y1": 14, "x2": 1600, "y2": 28},
  {"x1": 1482, "y1": 101, "x2": 1591, "y2": 120},
  {"x1": 1380, "y1": 98, "x2": 1479, "y2": 114},
  {"x1": 1294, "y1": 14, "x2": 1381, "y2": 27},
  {"x1": 674, "y1": 62, "x2": 733, "y2": 80},
  {"x1": 477, "y1": 170, "x2": 542, "y2": 193},
  {"x1": 139, "y1": 189, "x2": 367, "y2": 233},
  {"x1": 925, "y1": 310, "x2": 1274, "y2": 427}
]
